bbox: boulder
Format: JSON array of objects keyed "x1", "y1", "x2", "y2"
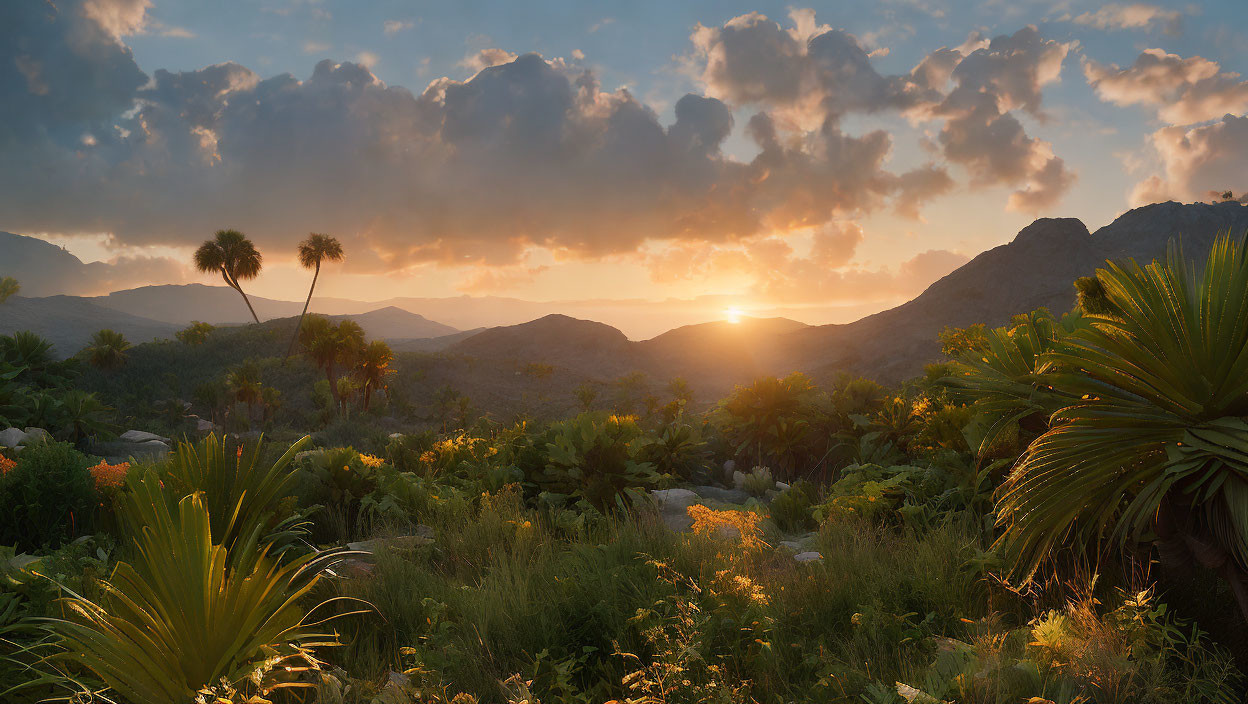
[
  {"x1": 195, "y1": 418, "x2": 215, "y2": 432},
  {"x1": 120, "y1": 430, "x2": 170, "y2": 444},
  {"x1": 794, "y1": 551, "x2": 823, "y2": 563},
  {"x1": 693, "y1": 485, "x2": 751, "y2": 505},
  {"x1": 731, "y1": 470, "x2": 747, "y2": 490},
  {"x1": 650, "y1": 488, "x2": 701, "y2": 531},
  {"x1": 0, "y1": 428, "x2": 28, "y2": 449}
]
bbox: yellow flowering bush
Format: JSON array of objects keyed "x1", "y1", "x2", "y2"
[{"x1": 687, "y1": 504, "x2": 765, "y2": 550}]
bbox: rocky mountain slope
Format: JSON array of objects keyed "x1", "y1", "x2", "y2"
[{"x1": 781, "y1": 201, "x2": 1248, "y2": 383}]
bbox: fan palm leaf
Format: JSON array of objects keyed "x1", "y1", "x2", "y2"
[{"x1": 997, "y1": 233, "x2": 1248, "y2": 614}]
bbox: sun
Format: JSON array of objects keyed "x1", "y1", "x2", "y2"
[{"x1": 724, "y1": 307, "x2": 744, "y2": 324}]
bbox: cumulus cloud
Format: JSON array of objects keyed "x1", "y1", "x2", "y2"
[
  {"x1": 919, "y1": 26, "x2": 1076, "y2": 213},
  {"x1": 1068, "y1": 4, "x2": 1182, "y2": 33},
  {"x1": 0, "y1": 5, "x2": 968, "y2": 273},
  {"x1": 1130, "y1": 115, "x2": 1248, "y2": 205},
  {"x1": 1085, "y1": 49, "x2": 1248, "y2": 125},
  {"x1": 689, "y1": 8, "x2": 935, "y2": 128},
  {"x1": 1, "y1": 1, "x2": 1088, "y2": 294}
]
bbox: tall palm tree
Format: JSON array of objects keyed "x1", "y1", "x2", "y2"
[
  {"x1": 0, "y1": 277, "x2": 18, "y2": 304},
  {"x1": 83, "y1": 329, "x2": 131, "y2": 370},
  {"x1": 194, "y1": 230, "x2": 264, "y2": 324},
  {"x1": 286, "y1": 233, "x2": 344, "y2": 359},
  {"x1": 994, "y1": 233, "x2": 1248, "y2": 621}
]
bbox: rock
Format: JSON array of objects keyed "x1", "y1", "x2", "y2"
[
  {"x1": 774, "y1": 481, "x2": 790, "y2": 491},
  {"x1": 779, "y1": 540, "x2": 803, "y2": 552},
  {"x1": 21, "y1": 428, "x2": 50, "y2": 443},
  {"x1": 651, "y1": 488, "x2": 700, "y2": 509},
  {"x1": 693, "y1": 485, "x2": 751, "y2": 505},
  {"x1": 731, "y1": 470, "x2": 747, "y2": 490},
  {"x1": 794, "y1": 551, "x2": 823, "y2": 563},
  {"x1": 120, "y1": 430, "x2": 171, "y2": 444},
  {"x1": 0, "y1": 428, "x2": 28, "y2": 449},
  {"x1": 389, "y1": 432, "x2": 405, "y2": 440},
  {"x1": 195, "y1": 418, "x2": 215, "y2": 432},
  {"x1": 651, "y1": 488, "x2": 701, "y2": 531}
]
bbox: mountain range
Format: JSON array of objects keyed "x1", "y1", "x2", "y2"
[{"x1": 2, "y1": 201, "x2": 1246, "y2": 387}]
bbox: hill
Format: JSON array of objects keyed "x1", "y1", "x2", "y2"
[
  {"x1": 639, "y1": 317, "x2": 810, "y2": 390},
  {"x1": 327, "y1": 306, "x2": 458, "y2": 341},
  {"x1": 0, "y1": 295, "x2": 180, "y2": 356},
  {"x1": 448, "y1": 314, "x2": 649, "y2": 380}
]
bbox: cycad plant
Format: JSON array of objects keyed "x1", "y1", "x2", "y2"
[{"x1": 995, "y1": 233, "x2": 1248, "y2": 620}]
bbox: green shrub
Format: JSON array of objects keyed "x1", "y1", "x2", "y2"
[
  {"x1": 769, "y1": 480, "x2": 819, "y2": 532},
  {"x1": 537, "y1": 412, "x2": 658, "y2": 511},
  {"x1": 0, "y1": 442, "x2": 98, "y2": 550}
]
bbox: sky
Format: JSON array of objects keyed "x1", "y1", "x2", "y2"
[{"x1": 3, "y1": 0, "x2": 1247, "y2": 330}]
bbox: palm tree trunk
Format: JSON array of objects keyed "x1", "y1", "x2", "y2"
[
  {"x1": 221, "y1": 269, "x2": 261, "y2": 324},
  {"x1": 285, "y1": 262, "x2": 320, "y2": 360}
]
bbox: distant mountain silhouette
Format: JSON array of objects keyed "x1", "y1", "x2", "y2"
[
  {"x1": 781, "y1": 200, "x2": 1248, "y2": 382},
  {"x1": 0, "y1": 295, "x2": 179, "y2": 356},
  {"x1": 432, "y1": 201, "x2": 1248, "y2": 389},
  {"x1": 4, "y1": 200, "x2": 1246, "y2": 385},
  {"x1": 327, "y1": 306, "x2": 458, "y2": 340}
]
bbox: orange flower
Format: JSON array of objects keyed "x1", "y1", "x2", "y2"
[
  {"x1": 0, "y1": 455, "x2": 15, "y2": 475},
  {"x1": 89, "y1": 460, "x2": 130, "y2": 489},
  {"x1": 358, "y1": 453, "x2": 385, "y2": 469}
]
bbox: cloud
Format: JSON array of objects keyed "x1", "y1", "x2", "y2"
[
  {"x1": 302, "y1": 40, "x2": 331, "y2": 54},
  {"x1": 459, "y1": 47, "x2": 519, "y2": 74},
  {"x1": 383, "y1": 19, "x2": 414, "y2": 36},
  {"x1": 589, "y1": 18, "x2": 615, "y2": 33},
  {"x1": 1, "y1": 2, "x2": 1081, "y2": 289},
  {"x1": 1085, "y1": 49, "x2": 1248, "y2": 125},
  {"x1": 689, "y1": 9, "x2": 935, "y2": 128},
  {"x1": 354, "y1": 50, "x2": 380, "y2": 68},
  {"x1": 1130, "y1": 115, "x2": 1248, "y2": 205},
  {"x1": 919, "y1": 26, "x2": 1076, "y2": 213},
  {"x1": 1069, "y1": 4, "x2": 1181, "y2": 33}
]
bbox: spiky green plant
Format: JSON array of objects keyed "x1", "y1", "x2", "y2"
[
  {"x1": 996, "y1": 233, "x2": 1248, "y2": 619},
  {"x1": 946, "y1": 308, "x2": 1089, "y2": 457},
  {"x1": 48, "y1": 474, "x2": 348, "y2": 703},
  {"x1": 152, "y1": 433, "x2": 310, "y2": 552}
]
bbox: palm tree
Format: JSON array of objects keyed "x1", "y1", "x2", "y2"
[
  {"x1": 300, "y1": 317, "x2": 365, "y2": 410},
  {"x1": 83, "y1": 329, "x2": 131, "y2": 370},
  {"x1": 0, "y1": 277, "x2": 18, "y2": 304},
  {"x1": 286, "y1": 234, "x2": 344, "y2": 359},
  {"x1": 355, "y1": 340, "x2": 394, "y2": 411},
  {"x1": 226, "y1": 362, "x2": 264, "y2": 423},
  {"x1": 193, "y1": 230, "x2": 264, "y2": 324},
  {"x1": 994, "y1": 233, "x2": 1248, "y2": 621}
]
